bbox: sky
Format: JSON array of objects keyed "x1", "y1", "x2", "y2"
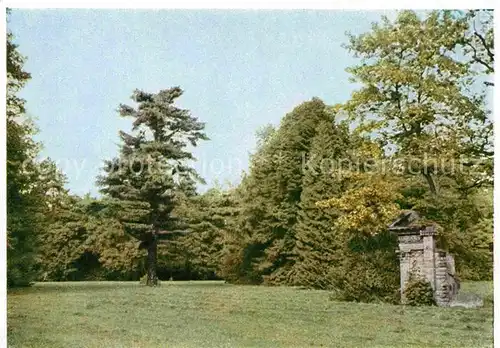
[{"x1": 8, "y1": 9, "x2": 398, "y2": 196}]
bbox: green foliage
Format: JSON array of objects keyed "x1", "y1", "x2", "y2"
[
  {"x1": 97, "y1": 87, "x2": 207, "y2": 286},
  {"x1": 160, "y1": 187, "x2": 239, "y2": 280},
  {"x1": 6, "y1": 29, "x2": 36, "y2": 287},
  {"x1": 342, "y1": 9, "x2": 493, "y2": 283},
  {"x1": 38, "y1": 187, "x2": 241, "y2": 283},
  {"x1": 318, "y1": 174, "x2": 401, "y2": 302},
  {"x1": 38, "y1": 196, "x2": 144, "y2": 281},
  {"x1": 39, "y1": 196, "x2": 93, "y2": 280},
  {"x1": 219, "y1": 235, "x2": 263, "y2": 284},
  {"x1": 6, "y1": 21, "x2": 61, "y2": 287},
  {"x1": 289, "y1": 118, "x2": 350, "y2": 288},
  {"x1": 344, "y1": 10, "x2": 492, "y2": 195},
  {"x1": 327, "y1": 248, "x2": 400, "y2": 304},
  {"x1": 180, "y1": 189, "x2": 228, "y2": 275},
  {"x1": 6, "y1": 9, "x2": 493, "y2": 301},
  {"x1": 318, "y1": 173, "x2": 403, "y2": 237},
  {"x1": 403, "y1": 274, "x2": 436, "y2": 306},
  {"x1": 231, "y1": 98, "x2": 334, "y2": 284},
  {"x1": 411, "y1": 188, "x2": 493, "y2": 280}
]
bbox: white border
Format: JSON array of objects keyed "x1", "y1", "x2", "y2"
[
  {"x1": 2, "y1": 0, "x2": 498, "y2": 10},
  {"x1": 0, "y1": 5, "x2": 6, "y2": 348},
  {"x1": 1, "y1": 2, "x2": 498, "y2": 348},
  {"x1": 493, "y1": 8, "x2": 499, "y2": 348}
]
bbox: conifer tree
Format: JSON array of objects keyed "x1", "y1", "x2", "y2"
[
  {"x1": 289, "y1": 118, "x2": 350, "y2": 288},
  {"x1": 97, "y1": 87, "x2": 207, "y2": 286},
  {"x1": 172, "y1": 188, "x2": 240, "y2": 279},
  {"x1": 236, "y1": 98, "x2": 331, "y2": 284}
]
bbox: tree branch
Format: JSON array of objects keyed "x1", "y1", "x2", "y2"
[
  {"x1": 465, "y1": 42, "x2": 494, "y2": 74},
  {"x1": 473, "y1": 29, "x2": 494, "y2": 62}
]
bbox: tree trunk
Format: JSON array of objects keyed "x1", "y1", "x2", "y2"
[
  {"x1": 146, "y1": 234, "x2": 158, "y2": 286},
  {"x1": 423, "y1": 171, "x2": 437, "y2": 196}
]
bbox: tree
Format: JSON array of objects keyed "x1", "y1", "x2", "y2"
[
  {"x1": 218, "y1": 178, "x2": 260, "y2": 283},
  {"x1": 288, "y1": 118, "x2": 350, "y2": 288},
  {"x1": 344, "y1": 10, "x2": 492, "y2": 196},
  {"x1": 462, "y1": 10, "x2": 494, "y2": 81},
  {"x1": 38, "y1": 194, "x2": 93, "y2": 281},
  {"x1": 97, "y1": 87, "x2": 207, "y2": 286},
  {"x1": 409, "y1": 186, "x2": 493, "y2": 280},
  {"x1": 6, "y1": 18, "x2": 44, "y2": 287},
  {"x1": 254, "y1": 123, "x2": 277, "y2": 149},
  {"x1": 39, "y1": 194, "x2": 144, "y2": 281},
  {"x1": 234, "y1": 98, "x2": 333, "y2": 284},
  {"x1": 316, "y1": 172, "x2": 402, "y2": 302},
  {"x1": 343, "y1": 10, "x2": 493, "y2": 281},
  {"x1": 171, "y1": 187, "x2": 239, "y2": 279}
]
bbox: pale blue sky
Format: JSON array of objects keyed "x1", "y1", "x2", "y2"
[{"x1": 8, "y1": 9, "x2": 397, "y2": 196}]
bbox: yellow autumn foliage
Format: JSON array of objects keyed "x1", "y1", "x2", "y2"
[{"x1": 317, "y1": 173, "x2": 402, "y2": 236}]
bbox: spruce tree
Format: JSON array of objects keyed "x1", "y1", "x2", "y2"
[
  {"x1": 235, "y1": 98, "x2": 331, "y2": 284},
  {"x1": 173, "y1": 187, "x2": 240, "y2": 279},
  {"x1": 97, "y1": 87, "x2": 207, "y2": 286},
  {"x1": 289, "y1": 118, "x2": 350, "y2": 288}
]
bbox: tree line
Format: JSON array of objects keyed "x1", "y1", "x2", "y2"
[{"x1": 7, "y1": 10, "x2": 493, "y2": 302}]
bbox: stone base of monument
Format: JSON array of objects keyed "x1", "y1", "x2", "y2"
[{"x1": 389, "y1": 210, "x2": 460, "y2": 307}]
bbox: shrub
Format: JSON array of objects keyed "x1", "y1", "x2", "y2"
[
  {"x1": 326, "y1": 232, "x2": 400, "y2": 304},
  {"x1": 403, "y1": 274, "x2": 436, "y2": 306},
  {"x1": 327, "y1": 254, "x2": 400, "y2": 304}
]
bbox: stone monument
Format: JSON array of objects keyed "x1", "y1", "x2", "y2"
[{"x1": 389, "y1": 210, "x2": 460, "y2": 306}]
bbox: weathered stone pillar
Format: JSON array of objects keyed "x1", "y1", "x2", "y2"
[
  {"x1": 389, "y1": 210, "x2": 459, "y2": 306},
  {"x1": 398, "y1": 250, "x2": 410, "y2": 303},
  {"x1": 435, "y1": 251, "x2": 449, "y2": 306},
  {"x1": 446, "y1": 255, "x2": 455, "y2": 275},
  {"x1": 421, "y1": 226, "x2": 436, "y2": 291}
]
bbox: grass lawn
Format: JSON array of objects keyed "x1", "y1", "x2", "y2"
[{"x1": 7, "y1": 281, "x2": 493, "y2": 348}]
